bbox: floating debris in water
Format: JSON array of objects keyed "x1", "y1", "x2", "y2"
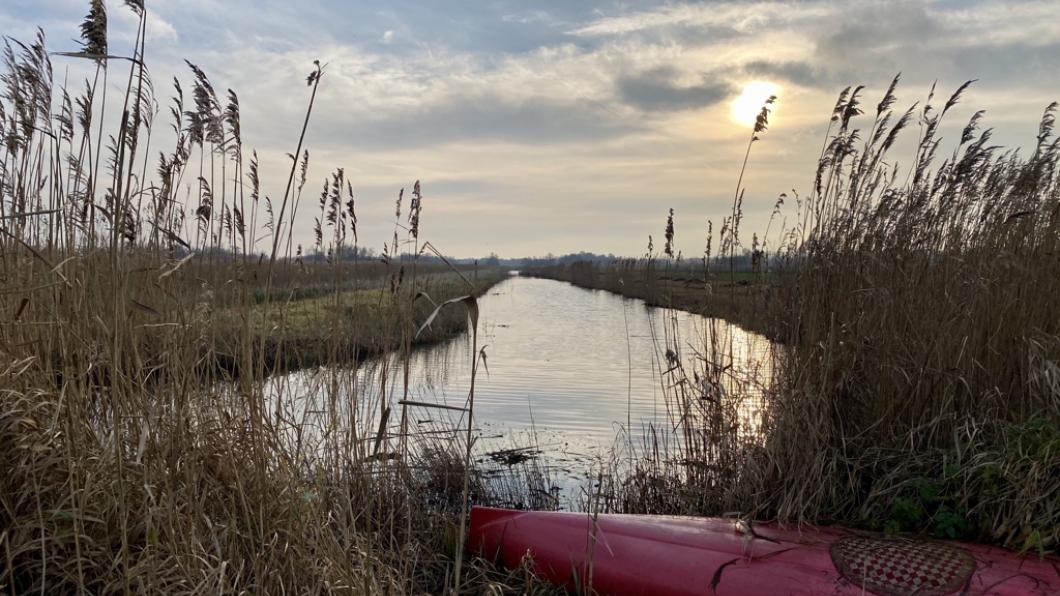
[{"x1": 486, "y1": 446, "x2": 542, "y2": 466}]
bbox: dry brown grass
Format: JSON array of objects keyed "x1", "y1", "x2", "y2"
[
  {"x1": 611, "y1": 78, "x2": 1060, "y2": 553},
  {"x1": 3, "y1": 4, "x2": 1058, "y2": 594},
  {"x1": 753, "y1": 82, "x2": 1060, "y2": 550},
  {"x1": 0, "y1": 6, "x2": 524, "y2": 594}
]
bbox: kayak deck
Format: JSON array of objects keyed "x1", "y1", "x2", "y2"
[{"x1": 468, "y1": 507, "x2": 1059, "y2": 595}]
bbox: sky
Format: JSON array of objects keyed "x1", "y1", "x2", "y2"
[{"x1": 2, "y1": 0, "x2": 1058, "y2": 258}]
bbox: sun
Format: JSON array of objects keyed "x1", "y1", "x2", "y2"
[{"x1": 730, "y1": 81, "x2": 780, "y2": 127}]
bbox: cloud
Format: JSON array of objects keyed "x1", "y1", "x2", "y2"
[
  {"x1": 570, "y1": 2, "x2": 830, "y2": 38},
  {"x1": 733, "y1": 0, "x2": 1060, "y2": 99},
  {"x1": 570, "y1": 4, "x2": 730, "y2": 37},
  {"x1": 145, "y1": 12, "x2": 179, "y2": 42},
  {"x1": 951, "y1": 41, "x2": 1060, "y2": 87},
  {"x1": 110, "y1": 2, "x2": 178, "y2": 44},
  {"x1": 815, "y1": 2, "x2": 939, "y2": 61},
  {"x1": 320, "y1": 94, "x2": 642, "y2": 149},
  {"x1": 743, "y1": 60, "x2": 841, "y2": 89},
  {"x1": 616, "y1": 67, "x2": 732, "y2": 112},
  {"x1": 2, "y1": 0, "x2": 1057, "y2": 257}
]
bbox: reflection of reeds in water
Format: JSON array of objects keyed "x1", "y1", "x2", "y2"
[{"x1": 605, "y1": 284, "x2": 775, "y2": 516}]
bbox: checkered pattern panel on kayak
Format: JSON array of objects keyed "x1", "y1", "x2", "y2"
[{"x1": 830, "y1": 536, "x2": 975, "y2": 596}]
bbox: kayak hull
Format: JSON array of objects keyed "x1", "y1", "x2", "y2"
[{"x1": 467, "y1": 507, "x2": 1059, "y2": 595}]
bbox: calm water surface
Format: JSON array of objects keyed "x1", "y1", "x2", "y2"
[
  {"x1": 270, "y1": 275, "x2": 773, "y2": 499},
  {"x1": 411, "y1": 275, "x2": 771, "y2": 440}
]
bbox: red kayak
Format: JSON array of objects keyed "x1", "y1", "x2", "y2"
[{"x1": 468, "y1": 507, "x2": 1059, "y2": 595}]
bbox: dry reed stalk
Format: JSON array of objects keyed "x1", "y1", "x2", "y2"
[{"x1": 0, "y1": 6, "x2": 518, "y2": 593}]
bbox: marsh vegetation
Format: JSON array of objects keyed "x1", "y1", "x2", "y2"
[{"x1": 0, "y1": 2, "x2": 1057, "y2": 594}]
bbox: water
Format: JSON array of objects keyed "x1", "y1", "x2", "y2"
[{"x1": 267, "y1": 275, "x2": 773, "y2": 502}]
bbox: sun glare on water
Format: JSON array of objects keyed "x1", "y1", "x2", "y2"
[{"x1": 730, "y1": 81, "x2": 780, "y2": 127}]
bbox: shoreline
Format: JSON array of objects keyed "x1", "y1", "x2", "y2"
[{"x1": 522, "y1": 266, "x2": 776, "y2": 339}]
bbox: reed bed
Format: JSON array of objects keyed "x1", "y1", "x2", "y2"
[
  {"x1": 756, "y1": 80, "x2": 1060, "y2": 549},
  {"x1": 3, "y1": 2, "x2": 1058, "y2": 594},
  {"x1": 0, "y1": 4, "x2": 531, "y2": 593},
  {"x1": 610, "y1": 78, "x2": 1059, "y2": 553}
]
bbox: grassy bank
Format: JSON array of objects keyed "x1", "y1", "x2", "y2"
[
  {"x1": 524, "y1": 261, "x2": 774, "y2": 337},
  {"x1": 215, "y1": 266, "x2": 507, "y2": 375}
]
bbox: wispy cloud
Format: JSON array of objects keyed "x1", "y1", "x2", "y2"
[
  {"x1": 1, "y1": 0, "x2": 1056, "y2": 256},
  {"x1": 616, "y1": 67, "x2": 732, "y2": 112},
  {"x1": 111, "y1": 4, "x2": 177, "y2": 43}
]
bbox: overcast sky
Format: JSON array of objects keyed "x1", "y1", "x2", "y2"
[{"x1": 3, "y1": 0, "x2": 1058, "y2": 257}]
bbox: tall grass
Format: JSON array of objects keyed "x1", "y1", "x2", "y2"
[
  {"x1": 756, "y1": 80, "x2": 1060, "y2": 549},
  {"x1": 615, "y1": 78, "x2": 1059, "y2": 553},
  {"x1": 0, "y1": 5, "x2": 524, "y2": 593},
  {"x1": 3, "y1": 2, "x2": 1057, "y2": 593}
]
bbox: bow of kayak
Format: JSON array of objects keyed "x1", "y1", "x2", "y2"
[{"x1": 468, "y1": 506, "x2": 1059, "y2": 595}]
